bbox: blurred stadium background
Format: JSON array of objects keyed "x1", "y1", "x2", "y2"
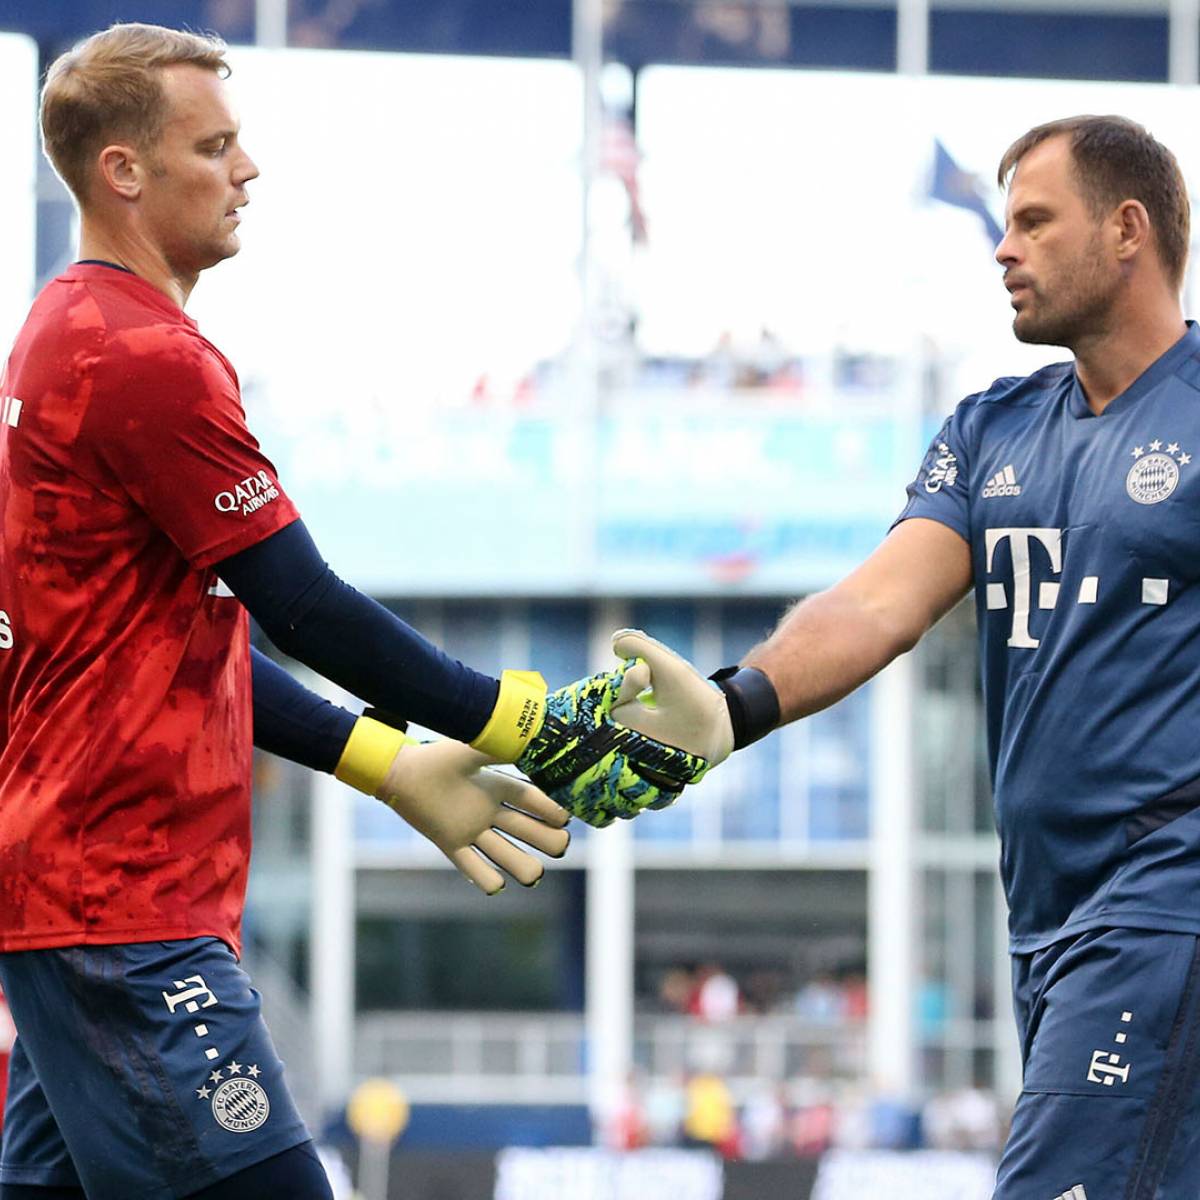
[{"x1": 4, "y1": 0, "x2": 1200, "y2": 1196}]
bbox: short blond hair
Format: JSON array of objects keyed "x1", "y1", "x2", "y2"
[{"x1": 41, "y1": 22, "x2": 230, "y2": 203}]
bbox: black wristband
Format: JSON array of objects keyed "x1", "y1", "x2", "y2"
[
  {"x1": 709, "y1": 666, "x2": 781, "y2": 750},
  {"x1": 362, "y1": 707, "x2": 409, "y2": 733}
]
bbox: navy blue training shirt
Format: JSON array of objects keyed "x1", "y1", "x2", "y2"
[{"x1": 898, "y1": 322, "x2": 1200, "y2": 952}]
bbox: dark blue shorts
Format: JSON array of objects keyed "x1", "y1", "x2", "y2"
[
  {"x1": 995, "y1": 927, "x2": 1200, "y2": 1200},
  {"x1": 0, "y1": 938, "x2": 311, "y2": 1200}
]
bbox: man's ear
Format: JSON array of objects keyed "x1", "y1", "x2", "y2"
[
  {"x1": 95, "y1": 143, "x2": 145, "y2": 201},
  {"x1": 1113, "y1": 198, "x2": 1151, "y2": 266}
]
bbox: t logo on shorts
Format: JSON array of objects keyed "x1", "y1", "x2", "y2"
[{"x1": 162, "y1": 975, "x2": 219, "y2": 1015}]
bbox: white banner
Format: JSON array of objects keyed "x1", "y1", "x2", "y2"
[
  {"x1": 812, "y1": 1149, "x2": 996, "y2": 1200},
  {"x1": 495, "y1": 1148, "x2": 723, "y2": 1200}
]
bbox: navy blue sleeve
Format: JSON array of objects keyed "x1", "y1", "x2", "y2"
[
  {"x1": 251, "y1": 647, "x2": 357, "y2": 773},
  {"x1": 891, "y1": 406, "x2": 972, "y2": 540},
  {"x1": 219, "y1": 520, "x2": 500, "y2": 743}
]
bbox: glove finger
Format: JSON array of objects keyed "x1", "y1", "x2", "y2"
[
  {"x1": 499, "y1": 782, "x2": 568, "y2": 830},
  {"x1": 476, "y1": 771, "x2": 570, "y2": 828},
  {"x1": 612, "y1": 628, "x2": 706, "y2": 708},
  {"x1": 493, "y1": 806, "x2": 571, "y2": 858},
  {"x1": 475, "y1": 829, "x2": 545, "y2": 887},
  {"x1": 449, "y1": 846, "x2": 505, "y2": 895},
  {"x1": 615, "y1": 658, "x2": 651, "y2": 705}
]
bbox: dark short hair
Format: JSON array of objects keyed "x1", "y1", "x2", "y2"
[{"x1": 997, "y1": 115, "x2": 1190, "y2": 291}]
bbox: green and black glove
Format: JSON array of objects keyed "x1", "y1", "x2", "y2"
[{"x1": 468, "y1": 658, "x2": 710, "y2": 828}]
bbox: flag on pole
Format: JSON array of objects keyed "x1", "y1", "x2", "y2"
[{"x1": 930, "y1": 139, "x2": 1004, "y2": 249}]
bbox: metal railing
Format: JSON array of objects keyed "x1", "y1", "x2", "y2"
[{"x1": 354, "y1": 1012, "x2": 868, "y2": 1105}]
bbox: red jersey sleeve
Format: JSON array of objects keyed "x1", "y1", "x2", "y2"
[{"x1": 79, "y1": 322, "x2": 299, "y2": 568}]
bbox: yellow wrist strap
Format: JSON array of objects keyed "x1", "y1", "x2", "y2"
[
  {"x1": 469, "y1": 669, "x2": 547, "y2": 762},
  {"x1": 334, "y1": 716, "x2": 417, "y2": 796}
]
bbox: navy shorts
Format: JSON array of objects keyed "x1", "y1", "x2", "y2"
[
  {"x1": 0, "y1": 938, "x2": 311, "y2": 1200},
  {"x1": 995, "y1": 926, "x2": 1200, "y2": 1200}
]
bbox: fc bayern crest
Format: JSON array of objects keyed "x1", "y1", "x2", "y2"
[
  {"x1": 1126, "y1": 440, "x2": 1190, "y2": 505},
  {"x1": 212, "y1": 1077, "x2": 270, "y2": 1133}
]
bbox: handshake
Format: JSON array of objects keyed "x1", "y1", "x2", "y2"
[{"x1": 337, "y1": 630, "x2": 780, "y2": 894}]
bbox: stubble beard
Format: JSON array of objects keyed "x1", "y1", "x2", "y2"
[{"x1": 1012, "y1": 237, "x2": 1118, "y2": 352}]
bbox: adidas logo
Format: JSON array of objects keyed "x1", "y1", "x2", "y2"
[
  {"x1": 982, "y1": 463, "x2": 1021, "y2": 497},
  {"x1": 1051, "y1": 1187, "x2": 1087, "y2": 1200}
]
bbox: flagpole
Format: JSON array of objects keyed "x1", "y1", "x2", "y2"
[
  {"x1": 1169, "y1": 0, "x2": 1200, "y2": 84},
  {"x1": 896, "y1": 0, "x2": 929, "y2": 75},
  {"x1": 255, "y1": 0, "x2": 288, "y2": 48}
]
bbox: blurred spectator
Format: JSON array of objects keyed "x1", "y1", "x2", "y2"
[
  {"x1": 793, "y1": 972, "x2": 844, "y2": 1024},
  {"x1": 739, "y1": 1083, "x2": 788, "y2": 1160},
  {"x1": 682, "y1": 1072, "x2": 738, "y2": 1157},
  {"x1": 696, "y1": 332, "x2": 738, "y2": 391},
  {"x1": 831, "y1": 1086, "x2": 874, "y2": 1149},
  {"x1": 868, "y1": 1093, "x2": 923, "y2": 1149},
  {"x1": 918, "y1": 977, "x2": 951, "y2": 1034},
  {"x1": 603, "y1": 1071, "x2": 649, "y2": 1151},
  {"x1": 689, "y1": 963, "x2": 739, "y2": 1022},
  {"x1": 657, "y1": 967, "x2": 694, "y2": 1014},
  {"x1": 643, "y1": 1071, "x2": 687, "y2": 1147},
  {"x1": 742, "y1": 967, "x2": 786, "y2": 1014},
  {"x1": 923, "y1": 1087, "x2": 1003, "y2": 1152},
  {"x1": 789, "y1": 1089, "x2": 836, "y2": 1157},
  {"x1": 841, "y1": 971, "x2": 869, "y2": 1021}
]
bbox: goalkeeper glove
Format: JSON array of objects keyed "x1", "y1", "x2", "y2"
[
  {"x1": 335, "y1": 716, "x2": 569, "y2": 894},
  {"x1": 609, "y1": 628, "x2": 780, "y2": 761},
  {"x1": 516, "y1": 656, "x2": 710, "y2": 827},
  {"x1": 461, "y1": 658, "x2": 710, "y2": 828}
]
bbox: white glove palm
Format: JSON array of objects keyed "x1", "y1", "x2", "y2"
[
  {"x1": 376, "y1": 740, "x2": 570, "y2": 894},
  {"x1": 609, "y1": 629, "x2": 734, "y2": 766}
]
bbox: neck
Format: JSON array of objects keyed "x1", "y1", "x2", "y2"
[
  {"x1": 78, "y1": 221, "x2": 197, "y2": 309},
  {"x1": 1072, "y1": 291, "x2": 1186, "y2": 415}
]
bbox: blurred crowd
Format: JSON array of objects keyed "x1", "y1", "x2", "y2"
[
  {"x1": 611, "y1": 961, "x2": 1002, "y2": 1161},
  {"x1": 653, "y1": 961, "x2": 869, "y2": 1023},
  {"x1": 602, "y1": 1073, "x2": 1003, "y2": 1161},
  {"x1": 465, "y1": 334, "x2": 904, "y2": 410}
]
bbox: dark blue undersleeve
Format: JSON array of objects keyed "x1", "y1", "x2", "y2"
[
  {"x1": 250, "y1": 648, "x2": 357, "y2": 773},
  {"x1": 219, "y1": 520, "x2": 499, "y2": 750}
]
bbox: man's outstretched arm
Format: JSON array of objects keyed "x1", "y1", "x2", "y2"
[
  {"x1": 249, "y1": 646, "x2": 570, "y2": 894},
  {"x1": 611, "y1": 518, "x2": 973, "y2": 758},
  {"x1": 745, "y1": 517, "x2": 973, "y2": 723},
  {"x1": 220, "y1": 520, "x2": 708, "y2": 826}
]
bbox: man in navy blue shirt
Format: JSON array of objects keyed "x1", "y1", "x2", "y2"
[{"x1": 614, "y1": 115, "x2": 1200, "y2": 1198}]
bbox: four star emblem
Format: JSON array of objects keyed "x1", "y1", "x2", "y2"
[
  {"x1": 1130, "y1": 439, "x2": 1189, "y2": 470},
  {"x1": 199, "y1": 1063, "x2": 262, "y2": 1099}
]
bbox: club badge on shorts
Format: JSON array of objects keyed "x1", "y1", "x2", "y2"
[{"x1": 196, "y1": 1061, "x2": 270, "y2": 1133}]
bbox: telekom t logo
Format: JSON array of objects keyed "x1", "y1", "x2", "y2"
[{"x1": 985, "y1": 527, "x2": 1063, "y2": 648}]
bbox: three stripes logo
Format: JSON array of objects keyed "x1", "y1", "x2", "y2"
[
  {"x1": 982, "y1": 463, "x2": 1021, "y2": 498},
  {"x1": 1051, "y1": 1187, "x2": 1087, "y2": 1200},
  {"x1": 0, "y1": 395, "x2": 22, "y2": 429}
]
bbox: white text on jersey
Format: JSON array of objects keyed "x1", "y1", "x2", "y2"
[
  {"x1": 0, "y1": 396, "x2": 23, "y2": 428},
  {"x1": 214, "y1": 470, "x2": 280, "y2": 517}
]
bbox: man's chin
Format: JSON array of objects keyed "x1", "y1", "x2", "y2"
[
  {"x1": 1013, "y1": 312, "x2": 1056, "y2": 347},
  {"x1": 200, "y1": 237, "x2": 242, "y2": 271}
]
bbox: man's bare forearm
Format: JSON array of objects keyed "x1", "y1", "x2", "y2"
[
  {"x1": 743, "y1": 518, "x2": 972, "y2": 725},
  {"x1": 744, "y1": 586, "x2": 922, "y2": 723}
]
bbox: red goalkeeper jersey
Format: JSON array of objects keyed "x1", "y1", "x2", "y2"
[{"x1": 0, "y1": 263, "x2": 299, "y2": 955}]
